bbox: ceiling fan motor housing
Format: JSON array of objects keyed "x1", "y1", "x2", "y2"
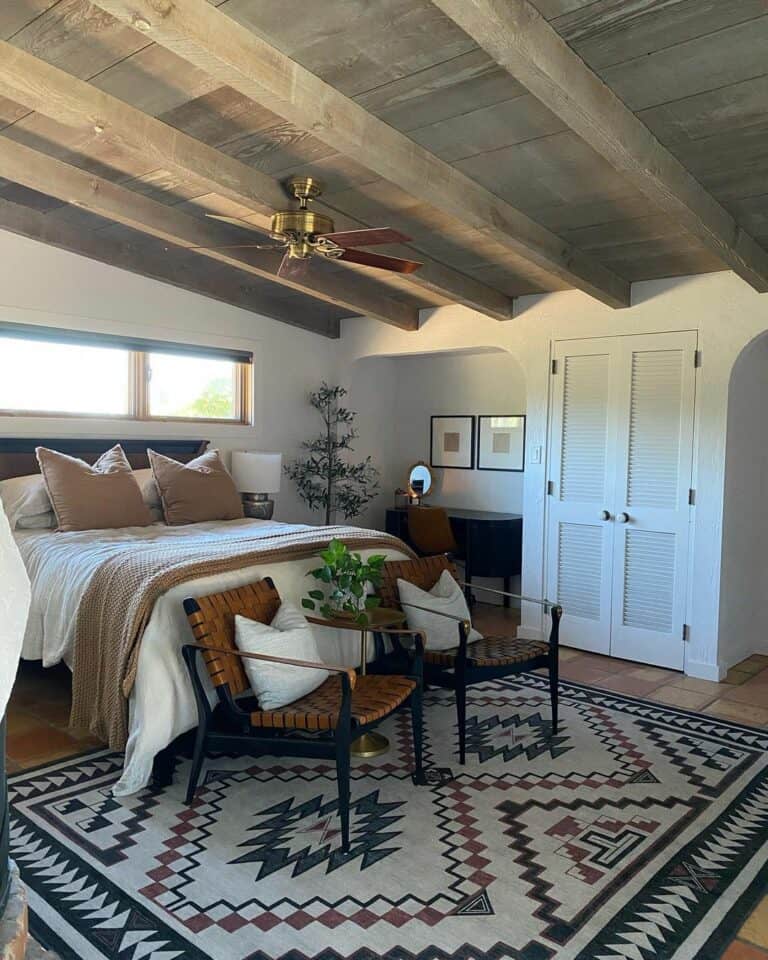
[{"x1": 270, "y1": 209, "x2": 335, "y2": 246}]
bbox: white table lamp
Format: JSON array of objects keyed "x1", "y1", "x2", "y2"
[{"x1": 231, "y1": 451, "x2": 282, "y2": 520}]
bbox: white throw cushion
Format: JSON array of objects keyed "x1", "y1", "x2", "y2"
[
  {"x1": 133, "y1": 468, "x2": 163, "y2": 512},
  {"x1": 397, "y1": 569, "x2": 483, "y2": 651},
  {"x1": 16, "y1": 511, "x2": 57, "y2": 530},
  {"x1": 234, "y1": 602, "x2": 329, "y2": 710},
  {"x1": 0, "y1": 474, "x2": 53, "y2": 529}
]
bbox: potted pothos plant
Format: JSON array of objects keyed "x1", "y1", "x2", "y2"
[{"x1": 302, "y1": 538, "x2": 386, "y2": 626}]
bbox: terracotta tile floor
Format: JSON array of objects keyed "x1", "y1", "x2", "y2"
[{"x1": 4, "y1": 604, "x2": 768, "y2": 956}]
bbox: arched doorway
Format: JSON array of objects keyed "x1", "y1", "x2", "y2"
[
  {"x1": 720, "y1": 331, "x2": 768, "y2": 667},
  {"x1": 347, "y1": 346, "x2": 528, "y2": 601}
]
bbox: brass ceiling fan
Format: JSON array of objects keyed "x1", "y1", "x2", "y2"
[{"x1": 198, "y1": 176, "x2": 423, "y2": 281}]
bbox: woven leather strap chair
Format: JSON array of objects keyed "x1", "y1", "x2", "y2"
[
  {"x1": 182, "y1": 577, "x2": 425, "y2": 854},
  {"x1": 376, "y1": 555, "x2": 561, "y2": 764}
]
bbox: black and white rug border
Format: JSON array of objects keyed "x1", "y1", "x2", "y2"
[{"x1": 9, "y1": 673, "x2": 768, "y2": 960}]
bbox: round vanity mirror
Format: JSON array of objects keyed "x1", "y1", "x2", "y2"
[{"x1": 408, "y1": 461, "x2": 433, "y2": 499}]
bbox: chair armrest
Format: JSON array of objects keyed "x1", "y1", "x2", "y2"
[
  {"x1": 399, "y1": 600, "x2": 470, "y2": 629},
  {"x1": 185, "y1": 643, "x2": 357, "y2": 689},
  {"x1": 397, "y1": 601, "x2": 469, "y2": 657},
  {"x1": 376, "y1": 626, "x2": 426, "y2": 657}
]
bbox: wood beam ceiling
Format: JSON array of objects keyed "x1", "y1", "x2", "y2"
[
  {"x1": 429, "y1": 0, "x2": 768, "y2": 294},
  {"x1": 0, "y1": 42, "x2": 515, "y2": 325},
  {"x1": 0, "y1": 198, "x2": 343, "y2": 337},
  {"x1": 85, "y1": 0, "x2": 631, "y2": 309},
  {"x1": 0, "y1": 138, "x2": 418, "y2": 331}
]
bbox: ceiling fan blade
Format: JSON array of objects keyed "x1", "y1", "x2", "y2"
[
  {"x1": 278, "y1": 252, "x2": 312, "y2": 280},
  {"x1": 338, "y1": 247, "x2": 423, "y2": 274},
  {"x1": 187, "y1": 243, "x2": 285, "y2": 251},
  {"x1": 205, "y1": 214, "x2": 264, "y2": 233},
  {"x1": 318, "y1": 227, "x2": 412, "y2": 248}
]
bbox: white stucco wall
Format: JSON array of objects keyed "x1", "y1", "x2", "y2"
[
  {"x1": 0, "y1": 229, "x2": 343, "y2": 524},
  {"x1": 340, "y1": 271, "x2": 768, "y2": 680},
  {"x1": 719, "y1": 331, "x2": 768, "y2": 661},
  {"x1": 392, "y1": 351, "x2": 527, "y2": 512}
]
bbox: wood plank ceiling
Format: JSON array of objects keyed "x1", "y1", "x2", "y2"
[{"x1": 0, "y1": 0, "x2": 765, "y2": 337}]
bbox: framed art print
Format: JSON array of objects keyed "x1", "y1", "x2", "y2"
[
  {"x1": 477, "y1": 415, "x2": 525, "y2": 471},
  {"x1": 430, "y1": 415, "x2": 475, "y2": 470}
]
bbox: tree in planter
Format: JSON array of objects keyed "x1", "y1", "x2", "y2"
[{"x1": 284, "y1": 382, "x2": 380, "y2": 526}]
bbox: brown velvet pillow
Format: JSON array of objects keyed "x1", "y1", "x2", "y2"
[
  {"x1": 148, "y1": 448, "x2": 243, "y2": 525},
  {"x1": 36, "y1": 444, "x2": 154, "y2": 532}
]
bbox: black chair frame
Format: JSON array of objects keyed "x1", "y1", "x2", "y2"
[
  {"x1": 375, "y1": 582, "x2": 562, "y2": 765},
  {"x1": 181, "y1": 599, "x2": 426, "y2": 854}
]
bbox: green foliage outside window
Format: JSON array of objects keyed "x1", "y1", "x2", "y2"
[{"x1": 177, "y1": 377, "x2": 235, "y2": 419}]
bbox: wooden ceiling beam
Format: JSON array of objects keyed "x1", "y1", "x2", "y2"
[
  {"x1": 429, "y1": 0, "x2": 768, "y2": 294},
  {"x1": 0, "y1": 139, "x2": 419, "y2": 331},
  {"x1": 85, "y1": 0, "x2": 630, "y2": 308},
  {"x1": 0, "y1": 197, "x2": 342, "y2": 337},
  {"x1": 0, "y1": 41, "x2": 515, "y2": 324}
]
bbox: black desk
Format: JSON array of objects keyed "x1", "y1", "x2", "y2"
[{"x1": 385, "y1": 506, "x2": 523, "y2": 606}]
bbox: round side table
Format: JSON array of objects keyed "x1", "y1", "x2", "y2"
[{"x1": 308, "y1": 607, "x2": 406, "y2": 757}]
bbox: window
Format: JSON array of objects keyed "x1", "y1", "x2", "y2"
[
  {"x1": 0, "y1": 339, "x2": 131, "y2": 416},
  {"x1": 0, "y1": 327, "x2": 252, "y2": 423},
  {"x1": 147, "y1": 353, "x2": 239, "y2": 420}
]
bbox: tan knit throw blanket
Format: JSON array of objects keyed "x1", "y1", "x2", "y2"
[{"x1": 69, "y1": 525, "x2": 413, "y2": 749}]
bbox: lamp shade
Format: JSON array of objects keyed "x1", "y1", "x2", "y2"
[{"x1": 231, "y1": 451, "x2": 282, "y2": 494}]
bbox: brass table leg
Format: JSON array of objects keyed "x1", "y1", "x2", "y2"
[{"x1": 350, "y1": 627, "x2": 389, "y2": 758}]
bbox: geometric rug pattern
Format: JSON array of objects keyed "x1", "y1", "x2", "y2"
[{"x1": 9, "y1": 674, "x2": 768, "y2": 960}]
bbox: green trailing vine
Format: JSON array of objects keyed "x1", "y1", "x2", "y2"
[{"x1": 302, "y1": 538, "x2": 385, "y2": 626}]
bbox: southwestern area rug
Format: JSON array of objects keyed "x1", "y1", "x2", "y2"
[{"x1": 9, "y1": 674, "x2": 768, "y2": 960}]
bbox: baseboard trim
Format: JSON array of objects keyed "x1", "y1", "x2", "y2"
[{"x1": 685, "y1": 659, "x2": 726, "y2": 682}]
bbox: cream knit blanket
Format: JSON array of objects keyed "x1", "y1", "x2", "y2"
[{"x1": 69, "y1": 525, "x2": 412, "y2": 749}]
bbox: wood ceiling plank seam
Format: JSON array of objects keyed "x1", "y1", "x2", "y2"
[
  {"x1": 0, "y1": 135, "x2": 421, "y2": 330},
  {"x1": 0, "y1": 38, "x2": 518, "y2": 321},
  {"x1": 551, "y1": 0, "x2": 768, "y2": 71},
  {"x1": 0, "y1": 5, "x2": 519, "y2": 319},
  {"x1": 86, "y1": 0, "x2": 632, "y2": 308},
  {"x1": 430, "y1": 0, "x2": 768, "y2": 293},
  {"x1": 1, "y1": 0, "x2": 64, "y2": 43},
  {"x1": 0, "y1": 195, "x2": 343, "y2": 336}
]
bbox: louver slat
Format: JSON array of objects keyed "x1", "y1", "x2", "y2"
[
  {"x1": 560, "y1": 354, "x2": 609, "y2": 502},
  {"x1": 558, "y1": 523, "x2": 603, "y2": 620},
  {"x1": 622, "y1": 529, "x2": 675, "y2": 632},
  {"x1": 627, "y1": 350, "x2": 684, "y2": 509}
]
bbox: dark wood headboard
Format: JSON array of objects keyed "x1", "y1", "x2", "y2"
[{"x1": 0, "y1": 438, "x2": 208, "y2": 480}]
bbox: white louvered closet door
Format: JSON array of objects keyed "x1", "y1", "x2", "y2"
[
  {"x1": 545, "y1": 339, "x2": 622, "y2": 654},
  {"x1": 608, "y1": 332, "x2": 696, "y2": 669}
]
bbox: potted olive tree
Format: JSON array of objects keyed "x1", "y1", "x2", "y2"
[{"x1": 284, "y1": 383, "x2": 379, "y2": 526}]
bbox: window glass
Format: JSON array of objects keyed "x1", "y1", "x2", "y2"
[
  {"x1": 148, "y1": 353, "x2": 238, "y2": 420},
  {"x1": 0, "y1": 338, "x2": 130, "y2": 415}
]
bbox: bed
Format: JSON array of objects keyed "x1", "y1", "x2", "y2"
[{"x1": 1, "y1": 438, "x2": 410, "y2": 796}]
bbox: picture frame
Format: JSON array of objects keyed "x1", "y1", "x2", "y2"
[
  {"x1": 430, "y1": 415, "x2": 475, "y2": 470},
  {"x1": 477, "y1": 414, "x2": 526, "y2": 472}
]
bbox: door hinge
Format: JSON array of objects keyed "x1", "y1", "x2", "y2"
[
  {"x1": 547, "y1": 480, "x2": 554, "y2": 496},
  {"x1": 694, "y1": 349, "x2": 702, "y2": 368},
  {"x1": 551, "y1": 358, "x2": 558, "y2": 375},
  {"x1": 688, "y1": 488, "x2": 696, "y2": 506},
  {"x1": 682, "y1": 623, "x2": 690, "y2": 643}
]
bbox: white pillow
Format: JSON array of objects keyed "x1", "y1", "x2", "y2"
[
  {"x1": 133, "y1": 468, "x2": 162, "y2": 511},
  {"x1": 397, "y1": 569, "x2": 483, "y2": 651},
  {"x1": 16, "y1": 511, "x2": 57, "y2": 530},
  {"x1": 0, "y1": 474, "x2": 52, "y2": 529},
  {"x1": 234, "y1": 602, "x2": 329, "y2": 710}
]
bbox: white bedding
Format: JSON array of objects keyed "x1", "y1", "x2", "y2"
[{"x1": 15, "y1": 518, "x2": 407, "y2": 795}]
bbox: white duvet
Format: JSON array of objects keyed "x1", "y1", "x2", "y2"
[{"x1": 15, "y1": 518, "x2": 407, "y2": 795}]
